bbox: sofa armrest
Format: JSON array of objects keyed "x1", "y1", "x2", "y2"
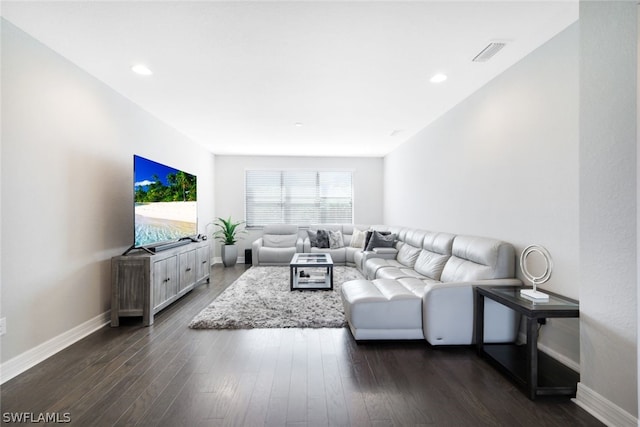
[
  {"x1": 303, "y1": 237, "x2": 311, "y2": 252},
  {"x1": 360, "y1": 249, "x2": 395, "y2": 268},
  {"x1": 372, "y1": 247, "x2": 398, "y2": 256},
  {"x1": 251, "y1": 238, "x2": 264, "y2": 266},
  {"x1": 296, "y1": 237, "x2": 304, "y2": 253},
  {"x1": 252, "y1": 237, "x2": 264, "y2": 250},
  {"x1": 422, "y1": 279, "x2": 522, "y2": 345},
  {"x1": 364, "y1": 247, "x2": 398, "y2": 262},
  {"x1": 426, "y1": 278, "x2": 522, "y2": 291}
]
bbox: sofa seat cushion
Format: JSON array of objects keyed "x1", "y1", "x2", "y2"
[
  {"x1": 375, "y1": 267, "x2": 427, "y2": 281},
  {"x1": 341, "y1": 279, "x2": 424, "y2": 340},
  {"x1": 364, "y1": 258, "x2": 403, "y2": 280},
  {"x1": 258, "y1": 247, "x2": 296, "y2": 264},
  {"x1": 396, "y1": 277, "x2": 440, "y2": 295}
]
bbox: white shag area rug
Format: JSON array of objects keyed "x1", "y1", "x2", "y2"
[{"x1": 188, "y1": 266, "x2": 364, "y2": 329}]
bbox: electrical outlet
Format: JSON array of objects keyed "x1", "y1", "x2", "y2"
[{"x1": 0, "y1": 318, "x2": 6, "y2": 336}]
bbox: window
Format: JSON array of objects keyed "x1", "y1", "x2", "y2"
[{"x1": 245, "y1": 170, "x2": 353, "y2": 227}]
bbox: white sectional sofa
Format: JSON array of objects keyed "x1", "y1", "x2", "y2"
[{"x1": 341, "y1": 228, "x2": 521, "y2": 345}]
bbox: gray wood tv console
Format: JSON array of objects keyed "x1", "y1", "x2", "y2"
[{"x1": 111, "y1": 240, "x2": 210, "y2": 326}]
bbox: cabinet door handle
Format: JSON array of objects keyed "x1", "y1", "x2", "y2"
[
  {"x1": 202, "y1": 261, "x2": 207, "y2": 264},
  {"x1": 185, "y1": 268, "x2": 192, "y2": 272}
]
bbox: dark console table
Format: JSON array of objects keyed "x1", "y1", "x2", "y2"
[{"x1": 475, "y1": 286, "x2": 579, "y2": 400}]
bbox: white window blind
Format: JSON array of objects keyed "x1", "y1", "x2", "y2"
[{"x1": 245, "y1": 170, "x2": 353, "y2": 227}]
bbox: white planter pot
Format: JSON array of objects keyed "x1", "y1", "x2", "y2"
[{"x1": 221, "y1": 244, "x2": 238, "y2": 267}]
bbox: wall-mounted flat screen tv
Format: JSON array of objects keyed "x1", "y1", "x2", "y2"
[{"x1": 133, "y1": 155, "x2": 197, "y2": 248}]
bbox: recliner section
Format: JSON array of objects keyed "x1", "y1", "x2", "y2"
[{"x1": 252, "y1": 224, "x2": 303, "y2": 266}]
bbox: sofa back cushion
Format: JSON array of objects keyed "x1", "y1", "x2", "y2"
[
  {"x1": 309, "y1": 224, "x2": 342, "y2": 233},
  {"x1": 263, "y1": 233, "x2": 298, "y2": 248},
  {"x1": 413, "y1": 231, "x2": 455, "y2": 280},
  {"x1": 414, "y1": 252, "x2": 449, "y2": 280},
  {"x1": 396, "y1": 244, "x2": 421, "y2": 268},
  {"x1": 402, "y1": 228, "x2": 427, "y2": 248},
  {"x1": 440, "y1": 235, "x2": 515, "y2": 282},
  {"x1": 392, "y1": 228, "x2": 427, "y2": 267},
  {"x1": 263, "y1": 224, "x2": 298, "y2": 235},
  {"x1": 262, "y1": 224, "x2": 299, "y2": 248}
]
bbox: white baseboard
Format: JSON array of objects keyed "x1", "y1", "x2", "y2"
[
  {"x1": 213, "y1": 256, "x2": 247, "y2": 265},
  {"x1": 574, "y1": 383, "x2": 638, "y2": 427},
  {"x1": 0, "y1": 310, "x2": 111, "y2": 384},
  {"x1": 517, "y1": 331, "x2": 580, "y2": 372}
]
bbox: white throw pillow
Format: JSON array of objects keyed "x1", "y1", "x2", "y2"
[
  {"x1": 329, "y1": 230, "x2": 344, "y2": 249},
  {"x1": 350, "y1": 228, "x2": 366, "y2": 248}
]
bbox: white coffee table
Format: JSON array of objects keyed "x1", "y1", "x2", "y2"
[{"x1": 289, "y1": 253, "x2": 334, "y2": 291}]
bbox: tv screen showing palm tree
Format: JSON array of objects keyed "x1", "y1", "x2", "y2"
[{"x1": 133, "y1": 155, "x2": 197, "y2": 248}]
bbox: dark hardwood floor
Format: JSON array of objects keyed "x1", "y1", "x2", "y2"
[{"x1": 1, "y1": 264, "x2": 603, "y2": 426}]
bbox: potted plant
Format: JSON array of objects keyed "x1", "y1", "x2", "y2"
[{"x1": 212, "y1": 216, "x2": 247, "y2": 267}]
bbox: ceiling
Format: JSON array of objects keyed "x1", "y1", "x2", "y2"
[{"x1": 1, "y1": 1, "x2": 578, "y2": 157}]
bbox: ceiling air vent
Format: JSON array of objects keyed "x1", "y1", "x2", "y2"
[{"x1": 472, "y1": 42, "x2": 506, "y2": 62}]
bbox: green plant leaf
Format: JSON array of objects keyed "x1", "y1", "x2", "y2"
[{"x1": 211, "y1": 216, "x2": 247, "y2": 245}]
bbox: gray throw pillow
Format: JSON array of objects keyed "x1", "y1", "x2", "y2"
[
  {"x1": 307, "y1": 230, "x2": 318, "y2": 247},
  {"x1": 364, "y1": 230, "x2": 391, "y2": 250},
  {"x1": 316, "y1": 229, "x2": 330, "y2": 249},
  {"x1": 365, "y1": 231, "x2": 396, "y2": 251}
]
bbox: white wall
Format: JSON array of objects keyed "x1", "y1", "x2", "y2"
[
  {"x1": 577, "y1": 1, "x2": 638, "y2": 422},
  {"x1": 213, "y1": 155, "x2": 383, "y2": 259},
  {"x1": 385, "y1": 24, "x2": 581, "y2": 363},
  {"x1": 0, "y1": 20, "x2": 215, "y2": 371},
  {"x1": 385, "y1": 7, "x2": 639, "y2": 422}
]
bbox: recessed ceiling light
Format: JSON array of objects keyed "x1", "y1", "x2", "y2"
[
  {"x1": 430, "y1": 73, "x2": 448, "y2": 84},
  {"x1": 131, "y1": 64, "x2": 153, "y2": 76},
  {"x1": 294, "y1": 122, "x2": 303, "y2": 127}
]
